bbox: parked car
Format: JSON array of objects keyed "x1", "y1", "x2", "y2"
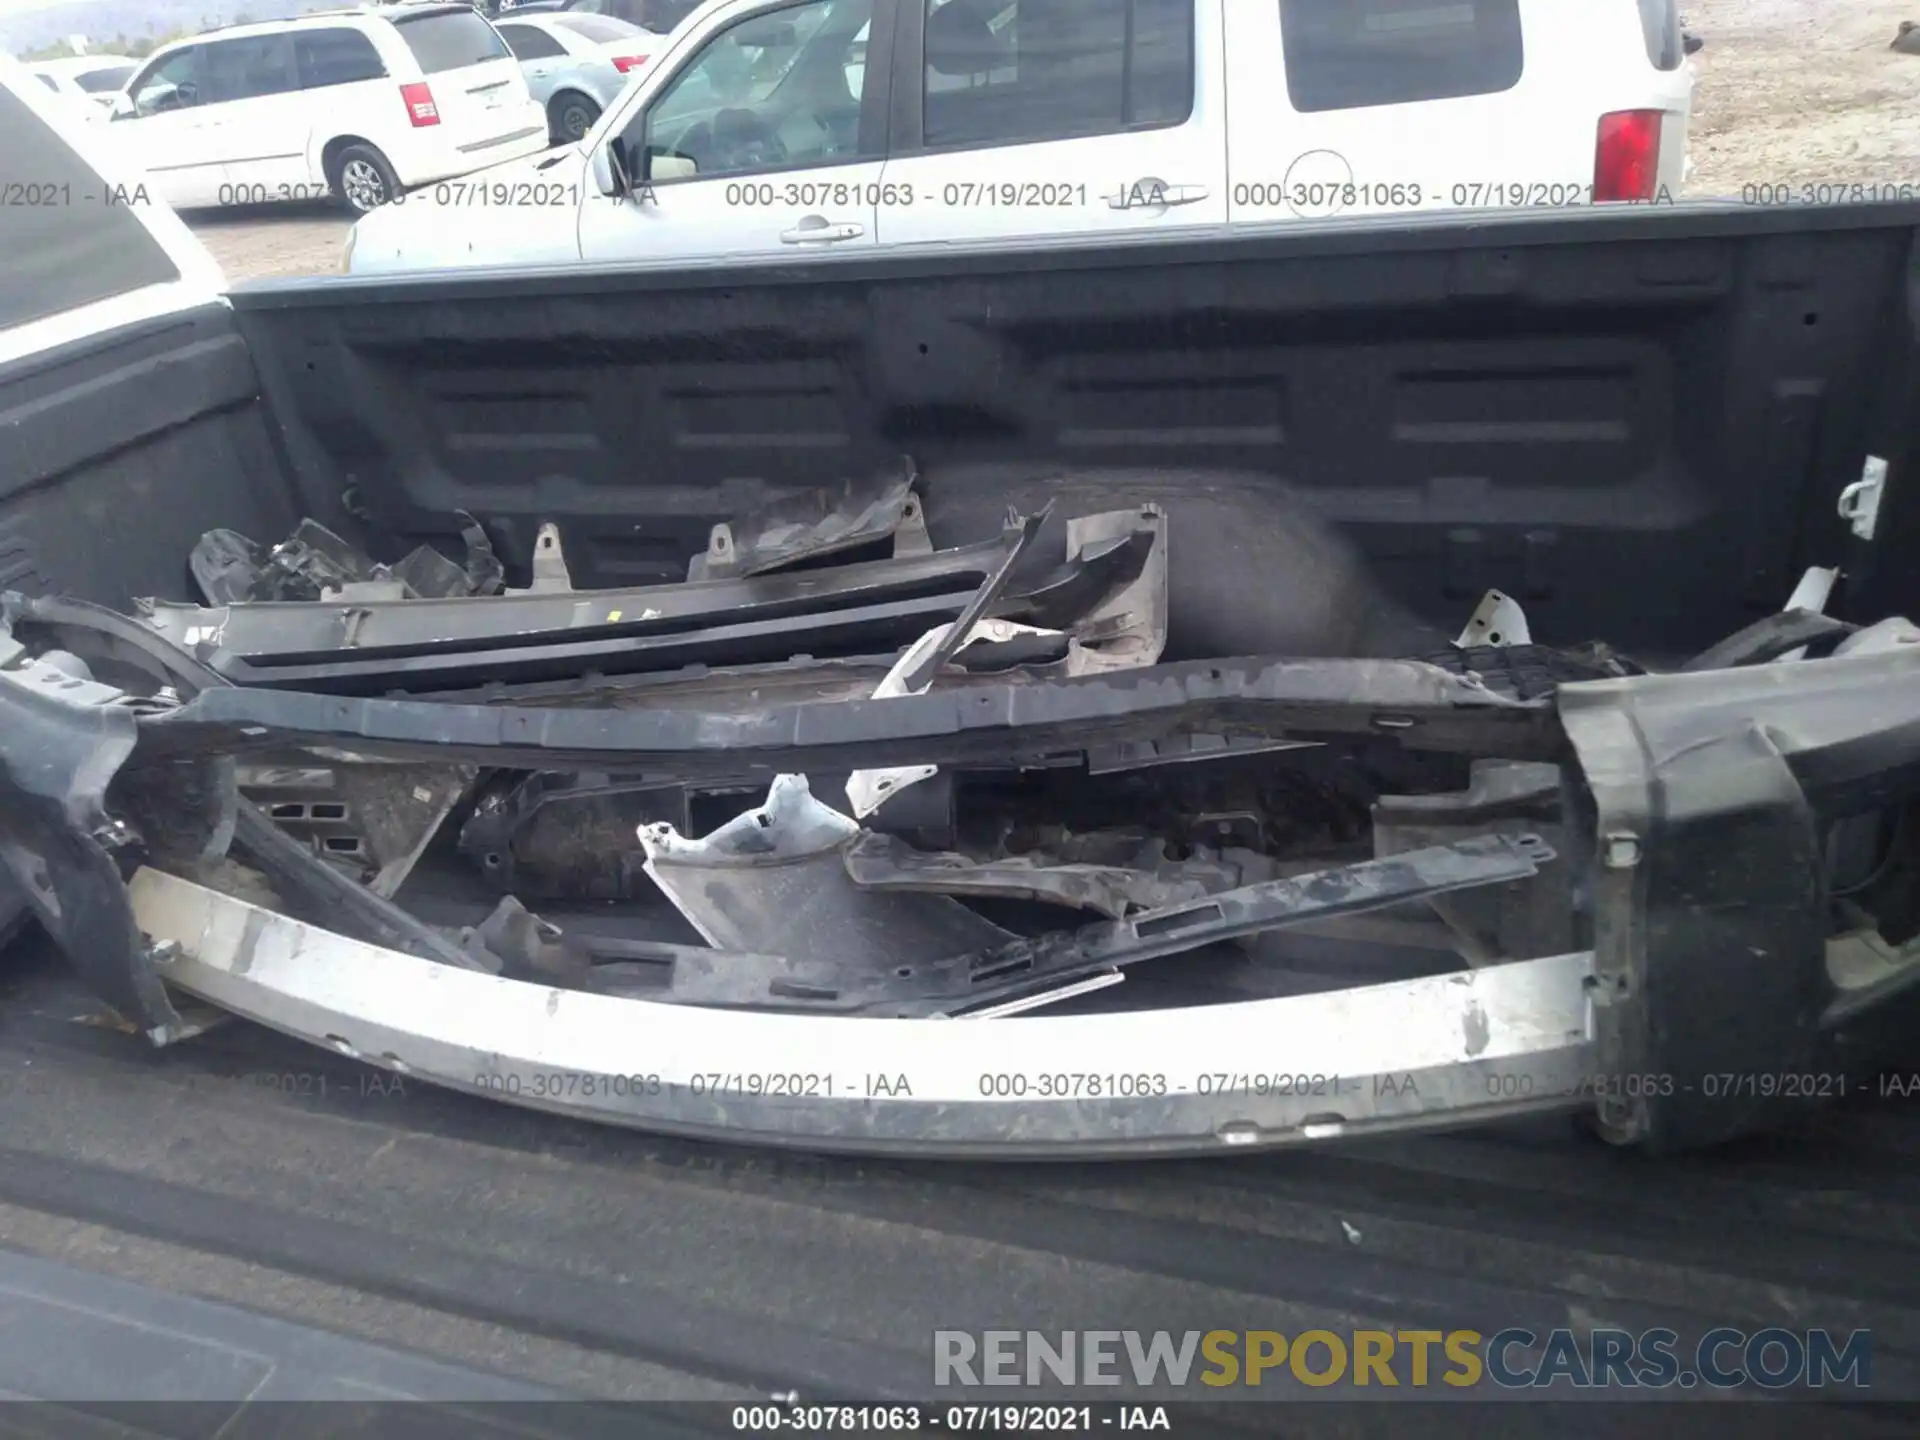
[
  {"x1": 502, "y1": 0, "x2": 705, "y2": 29},
  {"x1": 494, "y1": 10, "x2": 660, "y2": 141},
  {"x1": 105, "y1": 3, "x2": 550, "y2": 215},
  {"x1": 23, "y1": 54, "x2": 137, "y2": 123},
  {"x1": 346, "y1": 0, "x2": 1696, "y2": 273}
]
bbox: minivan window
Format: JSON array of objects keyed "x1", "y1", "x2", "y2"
[
  {"x1": 498, "y1": 22, "x2": 569, "y2": 59},
  {"x1": 1279, "y1": 0, "x2": 1524, "y2": 114},
  {"x1": 921, "y1": 0, "x2": 1195, "y2": 151},
  {"x1": 128, "y1": 47, "x2": 203, "y2": 115},
  {"x1": 35, "y1": 74, "x2": 59, "y2": 93},
  {"x1": 295, "y1": 29, "x2": 389, "y2": 88},
  {"x1": 75, "y1": 64, "x2": 136, "y2": 94},
  {"x1": 200, "y1": 35, "x2": 299, "y2": 104},
  {"x1": 392, "y1": 9, "x2": 513, "y2": 73},
  {"x1": 0, "y1": 83, "x2": 180, "y2": 332}
]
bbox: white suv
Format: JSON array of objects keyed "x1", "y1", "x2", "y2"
[
  {"x1": 347, "y1": 0, "x2": 1696, "y2": 273},
  {"x1": 106, "y1": 3, "x2": 550, "y2": 215}
]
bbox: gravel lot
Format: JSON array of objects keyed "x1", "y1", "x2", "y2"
[{"x1": 190, "y1": 0, "x2": 1920, "y2": 285}]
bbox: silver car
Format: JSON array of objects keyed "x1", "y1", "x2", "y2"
[{"x1": 492, "y1": 11, "x2": 660, "y2": 143}]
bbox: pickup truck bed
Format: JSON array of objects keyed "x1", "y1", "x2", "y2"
[{"x1": 6, "y1": 191, "x2": 1920, "y2": 1424}]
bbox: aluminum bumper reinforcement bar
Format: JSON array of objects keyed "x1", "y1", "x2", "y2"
[{"x1": 129, "y1": 865, "x2": 1596, "y2": 1159}]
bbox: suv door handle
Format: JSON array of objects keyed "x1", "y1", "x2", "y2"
[
  {"x1": 780, "y1": 215, "x2": 864, "y2": 244},
  {"x1": 1105, "y1": 178, "x2": 1209, "y2": 211}
]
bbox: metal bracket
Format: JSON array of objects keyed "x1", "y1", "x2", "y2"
[
  {"x1": 516, "y1": 522, "x2": 573, "y2": 594},
  {"x1": 1455, "y1": 590, "x2": 1531, "y2": 649},
  {"x1": 1838, "y1": 455, "x2": 1887, "y2": 542}
]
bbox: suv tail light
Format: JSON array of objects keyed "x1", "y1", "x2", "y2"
[
  {"x1": 400, "y1": 81, "x2": 440, "y2": 128},
  {"x1": 1593, "y1": 109, "x2": 1663, "y2": 202},
  {"x1": 612, "y1": 54, "x2": 650, "y2": 73}
]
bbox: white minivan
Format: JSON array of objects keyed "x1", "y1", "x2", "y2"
[
  {"x1": 346, "y1": 0, "x2": 1697, "y2": 273},
  {"x1": 107, "y1": 3, "x2": 551, "y2": 214}
]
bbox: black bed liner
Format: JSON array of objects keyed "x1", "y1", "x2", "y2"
[{"x1": 1, "y1": 932, "x2": 1917, "y2": 1433}]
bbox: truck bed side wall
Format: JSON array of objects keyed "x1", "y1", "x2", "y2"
[
  {"x1": 220, "y1": 210, "x2": 1920, "y2": 654},
  {"x1": 0, "y1": 305, "x2": 301, "y2": 611}
]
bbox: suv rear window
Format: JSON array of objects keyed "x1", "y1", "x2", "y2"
[
  {"x1": 391, "y1": 9, "x2": 512, "y2": 74},
  {"x1": 1279, "y1": 0, "x2": 1524, "y2": 115},
  {"x1": 0, "y1": 84, "x2": 179, "y2": 332}
]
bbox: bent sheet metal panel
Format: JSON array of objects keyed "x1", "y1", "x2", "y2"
[{"x1": 128, "y1": 867, "x2": 1596, "y2": 1158}]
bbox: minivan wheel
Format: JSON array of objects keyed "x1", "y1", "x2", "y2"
[
  {"x1": 330, "y1": 144, "x2": 401, "y2": 215},
  {"x1": 550, "y1": 93, "x2": 601, "y2": 144}
]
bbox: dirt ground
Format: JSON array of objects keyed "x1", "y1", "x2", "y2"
[
  {"x1": 1684, "y1": 0, "x2": 1920, "y2": 194},
  {"x1": 189, "y1": 0, "x2": 1920, "y2": 284}
]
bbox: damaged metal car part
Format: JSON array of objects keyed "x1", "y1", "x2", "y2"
[
  {"x1": 129, "y1": 864, "x2": 1598, "y2": 1156},
  {"x1": 689, "y1": 458, "x2": 925, "y2": 581},
  {"x1": 239, "y1": 757, "x2": 479, "y2": 897},
  {"x1": 228, "y1": 798, "x2": 498, "y2": 973},
  {"x1": 842, "y1": 830, "x2": 1224, "y2": 920},
  {"x1": 190, "y1": 516, "x2": 504, "y2": 605},
  {"x1": 458, "y1": 771, "x2": 693, "y2": 901},
  {"x1": 13, "y1": 546, "x2": 1920, "y2": 1154},
  {"x1": 136, "y1": 509, "x2": 1154, "y2": 696},
  {"x1": 146, "y1": 653, "x2": 1561, "y2": 776},
  {"x1": 1372, "y1": 760, "x2": 1577, "y2": 964},
  {"x1": 141, "y1": 523, "x2": 1046, "y2": 670},
  {"x1": 636, "y1": 773, "x2": 1553, "y2": 1016},
  {"x1": 0, "y1": 603, "x2": 500, "y2": 1031},
  {"x1": 0, "y1": 627, "x2": 190, "y2": 1039},
  {"x1": 884, "y1": 831, "x2": 1559, "y2": 1020},
  {"x1": 638, "y1": 773, "x2": 1015, "y2": 972},
  {"x1": 846, "y1": 504, "x2": 1166, "y2": 817}
]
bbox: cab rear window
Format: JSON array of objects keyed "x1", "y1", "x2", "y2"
[
  {"x1": 1279, "y1": 0, "x2": 1524, "y2": 114},
  {"x1": 391, "y1": 10, "x2": 511, "y2": 74},
  {"x1": 0, "y1": 84, "x2": 178, "y2": 332}
]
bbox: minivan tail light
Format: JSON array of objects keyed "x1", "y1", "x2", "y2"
[
  {"x1": 400, "y1": 81, "x2": 440, "y2": 128},
  {"x1": 1593, "y1": 109, "x2": 1663, "y2": 202},
  {"x1": 612, "y1": 54, "x2": 650, "y2": 73}
]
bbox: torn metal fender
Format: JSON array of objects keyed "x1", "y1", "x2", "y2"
[
  {"x1": 0, "y1": 632, "x2": 186, "y2": 1038},
  {"x1": 144, "y1": 659, "x2": 1559, "y2": 789},
  {"x1": 130, "y1": 865, "x2": 1597, "y2": 1158},
  {"x1": 1559, "y1": 640, "x2": 1920, "y2": 1152}
]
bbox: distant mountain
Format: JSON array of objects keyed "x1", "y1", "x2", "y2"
[{"x1": 0, "y1": 0, "x2": 349, "y2": 56}]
